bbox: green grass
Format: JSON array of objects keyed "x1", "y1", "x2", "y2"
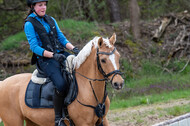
[
  {"x1": 110, "y1": 89, "x2": 190, "y2": 110},
  {"x1": 126, "y1": 73, "x2": 190, "y2": 89},
  {"x1": 121, "y1": 59, "x2": 190, "y2": 90},
  {"x1": 58, "y1": 19, "x2": 98, "y2": 41},
  {"x1": 0, "y1": 32, "x2": 27, "y2": 50},
  {"x1": 166, "y1": 104, "x2": 190, "y2": 116}
]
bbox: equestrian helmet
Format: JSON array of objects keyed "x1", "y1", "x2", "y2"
[{"x1": 27, "y1": 0, "x2": 48, "y2": 7}]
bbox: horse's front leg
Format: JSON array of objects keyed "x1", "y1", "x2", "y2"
[
  {"x1": 96, "y1": 117, "x2": 109, "y2": 126},
  {"x1": 103, "y1": 117, "x2": 109, "y2": 126}
]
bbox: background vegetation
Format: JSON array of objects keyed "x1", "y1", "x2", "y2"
[{"x1": 1, "y1": 0, "x2": 190, "y2": 40}]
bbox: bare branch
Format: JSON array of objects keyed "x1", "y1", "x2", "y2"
[{"x1": 179, "y1": 59, "x2": 190, "y2": 73}]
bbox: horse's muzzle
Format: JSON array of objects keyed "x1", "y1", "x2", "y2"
[{"x1": 111, "y1": 75, "x2": 124, "y2": 90}]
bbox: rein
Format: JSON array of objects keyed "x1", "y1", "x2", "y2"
[{"x1": 76, "y1": 47, "x2": 123, "y2": 126}]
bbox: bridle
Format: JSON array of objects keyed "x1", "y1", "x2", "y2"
[
  {"x1": 76, "y1": 47, "x2": 123, "y2": 125},
  {"x1": 96, "y1": 47, "x2": 123, "y2": 83}
]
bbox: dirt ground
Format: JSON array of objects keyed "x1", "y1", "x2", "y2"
[{"x1": 108, "y1": 99, "x2": 190, "y2": 126}]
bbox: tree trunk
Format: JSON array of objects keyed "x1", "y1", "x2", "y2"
[
  {"x1": 79, "y1": 0, "x2": 94, "y2": 21},
  {"x1": 106, "y1": 0, "x2": 121, "y2": 22},
  {"x1": 129, "y1": 0, "x2": 141, "y2": 40},
  {"x1": 60, "y1": 0, "x2": 66, "y2": 19}
]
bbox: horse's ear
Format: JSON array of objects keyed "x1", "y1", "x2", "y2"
[
  {"x1": 98, "y1": 37, "x2": 103, "y2": 48},
  {"x1": 109, "y1": 33, "x2": 116, "y2": 45}
]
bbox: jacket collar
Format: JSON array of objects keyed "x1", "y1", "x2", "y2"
[{"x1": 28, "y1": 13, "x2": 47, "y2": 19}]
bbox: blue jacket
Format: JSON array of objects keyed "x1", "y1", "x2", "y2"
[{"x1": 24, "y1": 13, "x2": 70, "y2": 56}]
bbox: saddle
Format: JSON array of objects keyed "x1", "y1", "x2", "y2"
[{"x1": 25, "y1": 55, "x2": 78, "y2": 108}]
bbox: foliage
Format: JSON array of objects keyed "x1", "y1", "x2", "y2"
[
  {"x1": 139, "y1": 0, "x2": 190, "y2": 19},
  {"x1": 0, "y1": 10, "x2": 25, "y2": 41},
  {"x1": 46, "y1": 0, "x2": 108, "y2": 21},
  {"x1": 1, "y1": 0, "x2": 190, "y2": 40},
  {"x1": 166, "y1": 59, "x2": 190, "y2": 74}
]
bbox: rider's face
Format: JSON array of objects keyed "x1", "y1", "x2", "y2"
[{"x1": 34, "y1": 2, "x2": 47, "y2": 17}]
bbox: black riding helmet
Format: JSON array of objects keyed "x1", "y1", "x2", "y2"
[{"x1": 27, "y1": 0, "x2": 48, "y2": 7}]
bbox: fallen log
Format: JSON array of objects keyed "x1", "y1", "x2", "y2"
[{"x1": 152, "y1": 17, "x2": 172, "y2": 42}]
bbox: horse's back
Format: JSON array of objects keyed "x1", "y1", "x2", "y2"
[
  {"x1": 0, "y1": 73, "x2": 32, "y2": 106},
  {"x1": 1, "y1": 73, "x2": 31, "y2": 85},
  {"x1": 0, "y1": 73, "x2": 31, "y2": 96},
  {"x1": 0, "y1": 73, "x2": 32, "y2": 124}
]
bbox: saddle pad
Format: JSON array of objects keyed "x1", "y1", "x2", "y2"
[{"x1": 25, "y1": 80, "x2": 55, "y2": 108}]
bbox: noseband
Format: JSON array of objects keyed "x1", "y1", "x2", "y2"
[{"x1": 97, "y1": 47, "x2": 123, "y2": 83}]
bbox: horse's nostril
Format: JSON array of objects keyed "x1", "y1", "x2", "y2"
[{"x1": 114, "y1": 82, "x2": 118, "y2": 87}]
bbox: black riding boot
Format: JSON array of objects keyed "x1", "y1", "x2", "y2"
[{"x1": 53, "y1": 89, "x2": 67, "y2": 126}]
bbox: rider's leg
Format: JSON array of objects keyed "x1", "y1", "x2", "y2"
[
  {"x1": 37, "y1": 58, "x2": 69, "y2": 126},
  {"x1": 53, "y1": 89, "x2": 66, "y2": 126}
]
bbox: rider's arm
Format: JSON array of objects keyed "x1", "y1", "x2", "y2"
[
  {"x1": 24, "y1": 21, "x2": 45, "y2": 56},
  {"x1": 25, "y1": 21, "x2": 56, "y2": 58}
]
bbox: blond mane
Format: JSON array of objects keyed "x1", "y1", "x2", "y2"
[{"x1": 73, "y1": 36, "x2": 112, "y2": 69}]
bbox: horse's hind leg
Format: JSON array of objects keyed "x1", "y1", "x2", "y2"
[{"x1": 25, "y1": 119, "x2": 39, "y2": 126}]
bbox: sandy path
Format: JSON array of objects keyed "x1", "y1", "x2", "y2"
[{"x1": 108, "y1": 99, "x2": 190, "y2": 126}]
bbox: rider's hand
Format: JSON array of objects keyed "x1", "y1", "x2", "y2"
[
  {"x1": 72, "y1": 47, "x2": 80, "y2": 56},
  {"x1": 53, "y1": 53, "x2": 66, "y2": 62}
]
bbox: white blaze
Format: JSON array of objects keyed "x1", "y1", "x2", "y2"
[{"x1": 109, "y1": 54, "x2": 117, "y2": 70}]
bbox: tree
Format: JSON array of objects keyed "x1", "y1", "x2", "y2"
[
  {"x1": 106, "y1": 0, "x2": 121, "y2": 22},
  {"x1": 0, "y1": 0, "x2": 26, "y2": 40},
  {"x1": 129, "y1": 0, "x2": 141, "y2": 40}
]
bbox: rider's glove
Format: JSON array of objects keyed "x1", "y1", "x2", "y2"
[
  {"x1": 72, "y1": 47, "x2": 80, "y2": 56},
  {"x1": 53, "y1": 53, "x2": 66, "y2": 62}
]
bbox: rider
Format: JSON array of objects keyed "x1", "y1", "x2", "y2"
[{"x1": 24, "y1": 0, "x2": 80, "y2": 125}]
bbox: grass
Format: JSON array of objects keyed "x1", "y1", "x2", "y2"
[
  {"x1": 166, "y1": 104, "x2": 190, "y2": 116},
  {"x1": 58, "y1": 19, "x2": 99, "y2": 41},
  {"x1": 0, "y1": 32, "x2": 27, "y2": 50},
  {"x1": 110, "y1": 89, "x2": 190, "y2": 110}
]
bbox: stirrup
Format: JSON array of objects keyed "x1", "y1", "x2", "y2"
[{"x1": 58, "y1": 117, "x2": 70, "y2": 126}]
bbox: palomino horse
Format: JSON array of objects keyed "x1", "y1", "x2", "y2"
[{"x1": 0, "y1": 33, "x2": 124, "y2": 126}]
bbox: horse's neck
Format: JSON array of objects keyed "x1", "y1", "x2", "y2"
[{"x1": 76, "y1": 48, "x2": 106, "y2": 102}]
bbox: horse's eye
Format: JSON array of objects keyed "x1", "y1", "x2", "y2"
[{"x1": 101, "y1": 59, "x2": 106, "y2": 63}]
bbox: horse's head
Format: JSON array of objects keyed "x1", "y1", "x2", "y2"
[{"x1": 96, "y1": 33, "x2": 124, "y2": 90}]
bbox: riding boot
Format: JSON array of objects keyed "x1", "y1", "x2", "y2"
[{"x1": 53, "y1": 89, "x2": 67, "y2": 126}]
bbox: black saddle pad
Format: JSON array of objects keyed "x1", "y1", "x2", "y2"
[
  {"x1": 25, "y1": 72, "x2": 78, "y2": 108},
  {"x1": 25, "y1": 80, "x2": 55, "y2": 108}
]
